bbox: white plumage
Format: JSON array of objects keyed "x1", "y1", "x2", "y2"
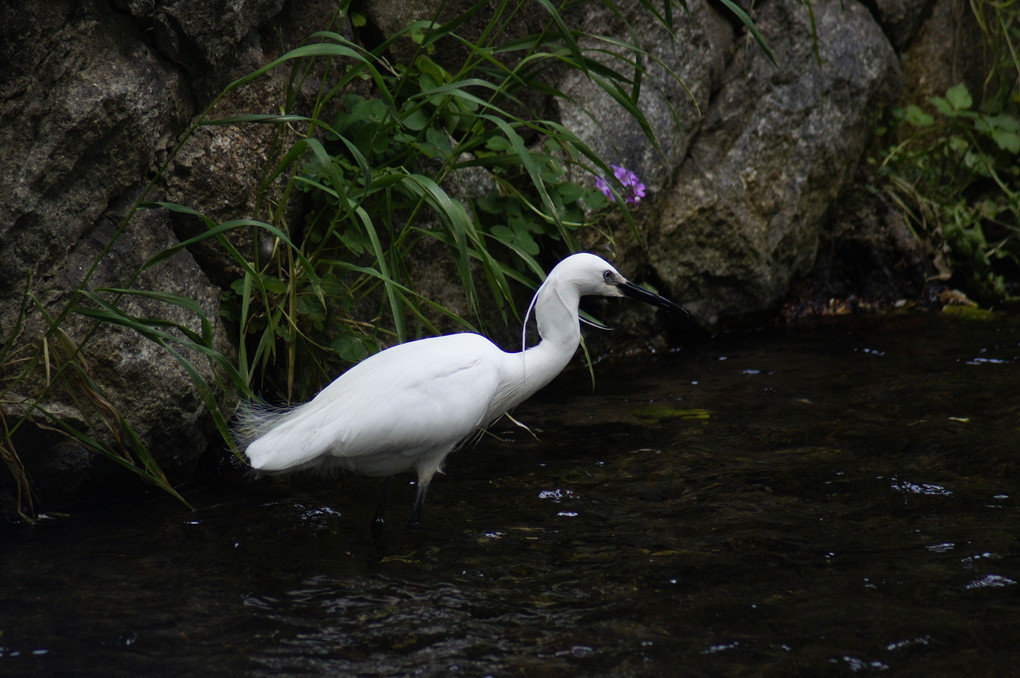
[{"x1": 238, "y1": 252, "x2": 688, "y2": 528}]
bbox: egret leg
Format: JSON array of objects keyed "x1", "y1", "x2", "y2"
[
  {"x1": 408, "y1": 480, "x2": 429, "y2": 530},
  {"x1": 373, "y1": 477, "x2": 392, "y2": 530}
]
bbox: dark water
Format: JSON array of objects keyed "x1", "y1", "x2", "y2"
[{"x1": 2, "y1": 313, "x2": 1019, "y2": 676}]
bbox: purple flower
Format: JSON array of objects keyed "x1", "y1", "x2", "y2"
[{"x1": 596, "y1": 165, "x2": 646, "y2": 205}]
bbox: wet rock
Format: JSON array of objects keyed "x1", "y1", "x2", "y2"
[{"x1": 633, "y1": 0, "x2": 902, "y2": 326}]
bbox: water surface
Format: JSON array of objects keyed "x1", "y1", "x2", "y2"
[{"x1": 2, "y1": 313, "x2": 1018, "y2": 676}]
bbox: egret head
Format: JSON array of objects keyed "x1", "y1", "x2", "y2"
[{"x1": 557, "y1": 253, "x2": 690, "y2": 316}]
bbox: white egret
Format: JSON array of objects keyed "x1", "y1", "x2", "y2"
[{"x1": 239, "y1": 253, "x2": 690, "y2": 529}]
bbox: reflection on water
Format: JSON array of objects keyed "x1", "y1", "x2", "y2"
[{"x1": 2, "y1": 313, "x2": 1019, "y2": 676}]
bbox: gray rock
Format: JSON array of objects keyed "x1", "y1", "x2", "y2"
[
  {"x1": 866, "y1": 0, "x2": 937, "y2": 52},
  {"x1": 639, "y1": 0, "x2": 902, "y2": 324},
  {"x1": 114, "y1": 0, "x2": 287, "y2": 97}
]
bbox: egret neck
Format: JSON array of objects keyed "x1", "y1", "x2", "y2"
[{"x1": 488, "y1": 269, "x2": 584, "y2": 420}]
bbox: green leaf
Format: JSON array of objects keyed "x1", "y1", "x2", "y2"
[
  {"x1": 402, "y1": 106, "x2": 430, "y2": 131},
  {"x1": 985, "y1": 113, "x2": 1020, "y2": 133},
  {"x1": 992, "y1": 129, "x2": 1020, "y2": 154},
  {"x1": 947, "y1": 136, "x2": 969, "y2": 154},
  {"x1": 583, "y1": 187, "x2": 610, "y2": 210},
  {"x1": 260, "y1": 275, "x2": 288, "y2": 295},
  {"x1": 425, "y1": 126, "x2": 453, "y2": 157},
  {"x1": 557, "y1": 181, "x2": 584, "y2": 203},
  {"x1": 931, "y1": 97, "x2": 952, "y2": 116},
  {"x1": 485, "y1": 136, "x2": 511, "y2": 151},
  {"x1": 515, "y1": 229, "x2": 540, "y2": 255},
  {"x1": 331, "y1": 333, "x2": 369, "y2": 362},
  {"x1": 408, "y1": 25, "x2": 427, "y2": 45},
  {"x1": 415, "y1": 55, "x2": 448, "y2": 84},
  {"x1": 491, "y1": 224, "x2": 515, "y2": 242},
  {"x1": 476, "y1": 194, "x2": 504, "y2": 215},
  {"x1": 905, "y1": 104, "x2": 934, "y2": 126},
  {"x1": 945, "y1": 83, "x2": 972, "y2": 111}
]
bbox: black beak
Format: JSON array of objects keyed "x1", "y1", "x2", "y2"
[{"x1": 618, "y1": 280, "x2": 692, "y2": 319}]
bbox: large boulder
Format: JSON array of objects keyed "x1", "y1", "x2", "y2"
[
  {"x1": 0, "y1": 0, "x2": 334, "y2": 516},
  {"x1": 626, "y1": 0, "x2": 902, "y2": 325}
]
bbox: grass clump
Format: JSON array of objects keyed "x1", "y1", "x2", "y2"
[
  {"x1": 875, "y1": 2, "x2": 1020, "y2": 304},
  {"x1": 877, "y1": 83, "x2": 1019, "y2": 303}
]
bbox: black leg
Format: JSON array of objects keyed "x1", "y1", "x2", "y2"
[
  {"x1": 408, "y1": 480, "x2": 429, "y2": 530},
  {"x1": 372, "y1": 477, "x2": 392, "y2": 531}
]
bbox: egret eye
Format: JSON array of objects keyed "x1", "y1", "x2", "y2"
[{"x1": 603, "y1": 270, "x2": 614, "y2": 283}]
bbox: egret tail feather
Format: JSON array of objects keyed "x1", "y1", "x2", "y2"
[{"x1": 233, "y1": 400, "x2": 299, "y2": 452}]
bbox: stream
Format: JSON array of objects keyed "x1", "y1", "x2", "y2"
[{"x1": 2, "y1": 312, "x2": 1018, "y2": 676}]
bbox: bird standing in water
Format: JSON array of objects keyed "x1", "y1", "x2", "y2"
[{"x1": 239, "y1": 253, "x2": 689, "y2": 529}]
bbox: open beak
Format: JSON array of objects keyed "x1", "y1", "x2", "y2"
[{"x1": 618, "y1": 280, "x2": 692, "y2": 319}]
